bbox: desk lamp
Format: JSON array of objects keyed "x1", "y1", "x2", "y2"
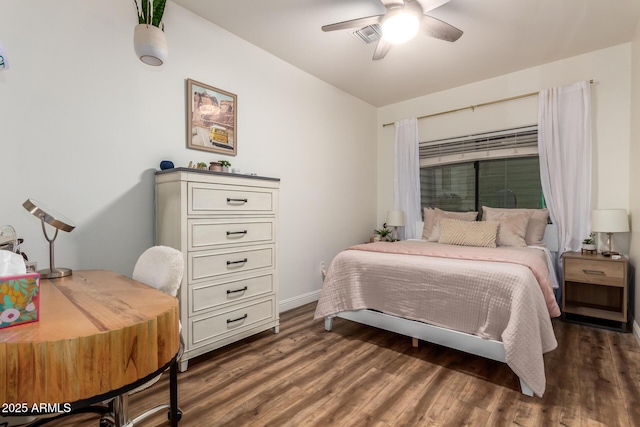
[
  {"x1": 23, "y1": 199, "x2": 76, "y2": 279},
  {"x1": 387, "y1": 210, "x2": 405, "y2": 242},
  {"x1": 591, "y1": 209, "x2": 629, "y2": 256}
]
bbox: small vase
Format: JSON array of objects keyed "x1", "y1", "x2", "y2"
[
  {"x1": 133, "y1": 24, "x2": 168, "y2": 66},
  {"x1": 209, "y1": 162, "x2": 222, "y2": 172},
  {"x1": 582, "y1": 243, "x2": 596, "y2": 251}
]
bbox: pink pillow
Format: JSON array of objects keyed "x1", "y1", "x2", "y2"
[{"x1": 482, "y1": 206, "x2": 549, "y2": 246}]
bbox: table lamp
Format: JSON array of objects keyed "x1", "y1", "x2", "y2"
[
  {"x1": 591, "y1": 209, "x2": 629, "y2": 256},
  {"x1": 387, "y1": 210, "x2": 405, "y2": 242},
  {"x1": 23, "y1": 199, "x2": 76, "y2": 279}
]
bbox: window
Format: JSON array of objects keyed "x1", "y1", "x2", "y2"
[{"x1": 419, "y1": 126, "x2": 545, "y2": 216}]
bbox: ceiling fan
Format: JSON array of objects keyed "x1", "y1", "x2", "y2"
[{"x1": 321, "y1": 0, "x2": 463, "y2": 60}]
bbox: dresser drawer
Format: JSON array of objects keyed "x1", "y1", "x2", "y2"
[
  {"x1": 564, "y1": 258, "x2": 624, "y2": 287},
  {"x1": 189, "y1": 183, "x2": 274, "y2": 214},
  {"x1": 190, "y1": 273, "x2": 274, "y2": 315},
  {"x1": 190, "y1": 297, "x2": 275, "y2": 347},
  {"x1": 189, "y1": 245, "x2": 274, "y2": 283},
  {"x1": 188, "y1": 218, "x2": 275, "y2": 250}
]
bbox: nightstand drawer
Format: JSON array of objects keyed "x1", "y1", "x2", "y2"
[{"x1": 564, "y1": 258, "x2": 624, "y2": 287}]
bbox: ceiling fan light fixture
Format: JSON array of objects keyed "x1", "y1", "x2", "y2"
[{"x1": 382, "y1": 12, "x2": 419, "y2": 44}]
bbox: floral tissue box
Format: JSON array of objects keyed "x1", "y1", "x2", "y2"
[{"x1": 0, "y1": 273, "x2": 40, "y2": 329}]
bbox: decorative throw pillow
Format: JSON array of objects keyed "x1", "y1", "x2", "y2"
[
  {"x1": 482, "y1": 206, "x2": 549, "y2": 246},
  {"x1": 421, "y1": 207, "x2": 435, "y2": 240},
  {"x1": 438, "y1": 218, "x2": 498, "y2": 248},
  {"x1": 495, "y1": 212, "x2": 531, "y2": 247},
  {"x1": 428, "y1": 208, "x2": 478, "y2": 242}
]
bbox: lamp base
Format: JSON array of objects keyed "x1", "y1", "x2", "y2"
[{"x1": 38, "y1": 267, "x2": 72, "y2": 279}]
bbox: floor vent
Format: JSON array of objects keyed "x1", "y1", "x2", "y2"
[{"x1": 350, "y1": 24, "x2": 382, "y2": 44}]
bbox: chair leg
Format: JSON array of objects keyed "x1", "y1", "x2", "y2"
[
  {"x1": 170, "y1": 360, "x2": 179, "y2": 427},
  {"x1": 111, "y1": 394, "x2": 130, "y2": 427}
]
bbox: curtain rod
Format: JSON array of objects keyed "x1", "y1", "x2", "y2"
[{"x1": 382, "y1": 80, "x2": 594, "y2": 127}]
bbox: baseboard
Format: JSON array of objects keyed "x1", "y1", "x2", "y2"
[
  {"x1": 279, "y1": 289, "x2": 321, "y2": 313},
  {"x1": 633, "y1": 320, "x2": 640, "y2": 348}
]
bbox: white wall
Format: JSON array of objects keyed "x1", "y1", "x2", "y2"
[
  {"x1": 629, "y1": 18, "x2": 640, "y2": 343},
  {"x1": 377, "y1": 44, "x2": 632, "y2": 235},
  {"x1": 0, "y1": 1, "x2": 377, "y2": 309}
]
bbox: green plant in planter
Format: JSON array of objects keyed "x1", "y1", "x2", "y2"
[
  {"x1": 374, "y1": 227, "x2": 393, "y2": 239},
  {"x1": 134, "y1": 0, "x2": 167, "y2": 29},
  {"x1": 219, "y1": 160, "x2": 231, "y2": 168},
  {"x1": 582, "y1": 233, "x2": 595, "y2": 245}
]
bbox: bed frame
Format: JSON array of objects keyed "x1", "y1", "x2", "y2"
[{"x1": 324, "y1": 222, "x2": 558, "y2": 397}]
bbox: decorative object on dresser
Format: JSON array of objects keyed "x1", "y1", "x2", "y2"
[
  {"x1": 386, "y1": 210, "x2": 405, "y2": 241},
  {"x1": 218, "y1": 160, "x2": 231, "y2": 172},
  {"x1": 187, "y1": 79, "x2": 237, "y2": 156},
  {"x1": 209, "y1": 161, "x2": 223, "y2": 172},
  {"x1": 160, "y1": 160, "x2": 174, "y2": 170},
  {"x1": 562, "y1": 251, "x2": 629, "y2": 331},
  {"x1": 581, "y1": 233, "x2": 596, "y2": 254},
  {"x1": 591, "y1": 209, "x2": 630, "y2": 256},
  {"x1": 155, "y1": 168, "x2": 279, "y2": 372},
  {"x1": 133, "y1": 0, "x2": 168, "y2": 66}
]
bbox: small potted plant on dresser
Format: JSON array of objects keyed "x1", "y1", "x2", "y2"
[
  {"x1": 582, "y1": 233, "x2": 596, "y2": 254},
  {"x1": 219, "y1": 160, "x2": 231, "y2": 172}
]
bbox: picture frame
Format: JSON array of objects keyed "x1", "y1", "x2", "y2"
[{"x1": 186, "y1": 78, "x2": 237, "y2": 156}]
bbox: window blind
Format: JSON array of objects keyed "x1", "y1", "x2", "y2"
[{"x1": 419, "y1": 125, "x2": 538, "y2": 167}]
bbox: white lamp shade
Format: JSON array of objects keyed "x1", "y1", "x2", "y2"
[
  {"x1": 591, "y1": 209, "x2": 630, "y2": 233},
  {"x1": 387, "y1": 210, "x2": 406, "y2": 227}
]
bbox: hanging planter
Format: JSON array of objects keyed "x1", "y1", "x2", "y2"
[
  {"x1": 133, "y1": 0, "x2": 168, "y2": 66},
  {"x1": 134, "y1": 24, "x2": 167, "y2": 66}
]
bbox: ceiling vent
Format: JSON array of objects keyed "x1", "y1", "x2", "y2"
[{"x1": 350, "y1": 24, "x2": 382, "y2": 45}]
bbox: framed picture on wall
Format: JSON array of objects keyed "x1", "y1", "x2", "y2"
[{"x1": 186, "y1": 78, "x2": 237, "y2": 156}]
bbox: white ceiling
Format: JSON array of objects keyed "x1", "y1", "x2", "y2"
[{"x1": 172, "y1": 0, "x2": 640, "y2": 107}]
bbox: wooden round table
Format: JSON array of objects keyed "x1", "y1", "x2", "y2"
[{"x1": 0, "y1": 270, "x2": 180, "y2": 412}]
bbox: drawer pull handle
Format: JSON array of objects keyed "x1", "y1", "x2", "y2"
[
  {"x1": 226, "y1": 230, "x2": 248, "y2": 236},
  {"x1": 583, "y1": 269, "x2": 605, "y2": 275},
  {"x1": 227, "y1": 286, "x2": 248, "y2": 295},
  {"x1": 227, "y1": 258, "x2": 248, "y2": 266},
  {"x1": 227, "y1": 198, "x2": 248, "y2": 204},
  {"x1": 227, "y1": 314, "x2": 248, "y2": 324}
]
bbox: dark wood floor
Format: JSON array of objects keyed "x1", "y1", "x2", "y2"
[{"x1": 45, "y1": 302, "x2": 640, "y2": 426}]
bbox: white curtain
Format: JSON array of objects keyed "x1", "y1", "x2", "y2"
[
  {"x1": 538, "y1": 81, "x2": 592, "y2": 256},
  {"x1": 393, "y1": 118, "x2": 421, "y2": 240}
]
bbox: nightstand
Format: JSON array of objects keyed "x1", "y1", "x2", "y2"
[{"x1": 562, "y1": 252, "x2": 628, "y2": 331}]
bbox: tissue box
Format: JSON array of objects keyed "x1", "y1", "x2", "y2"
[{"x1": 0, "y1": 273, "x2": 40, "y2": 329}]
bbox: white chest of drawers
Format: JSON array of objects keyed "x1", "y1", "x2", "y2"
[{"x1": 155, "y1": 168, "x2": 280, "y2": 371}]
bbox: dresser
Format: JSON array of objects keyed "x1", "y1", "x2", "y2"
[
  {"x1": 562, "y1": 252, "x2": 628, "y2": 331},
  {"x1": 155, "y1": 168, "x2": 280, "y2": 371}
]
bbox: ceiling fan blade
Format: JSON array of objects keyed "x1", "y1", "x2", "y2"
[
  {"x1": 373, "y1": 38, "x2": 392, "y2": 60},
  {"x1": 416, "y1": 0, "x2": 451, "y2": 13},
  {"x1": 322, "y1": 15, "x2": 383, "y2": 32},
  {"x1": 421, "y1": 15, "x2": 463, "y2": 42}
]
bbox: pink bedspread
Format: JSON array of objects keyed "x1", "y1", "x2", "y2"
[
  {"x1": 352, "y1": 241, "x2": 560, "y2": 318},
  {"x1": 314, "y1": 241, "x2": 560, "y2": 397}
]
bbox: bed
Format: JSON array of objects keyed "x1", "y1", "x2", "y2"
[{"x1": 315, "y1": 211, "x2": 561, "y2": 398}]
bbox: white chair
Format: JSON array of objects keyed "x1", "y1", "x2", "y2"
[{"x1": 100, "y1": 246, "x2": 184, "y2": 427}]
